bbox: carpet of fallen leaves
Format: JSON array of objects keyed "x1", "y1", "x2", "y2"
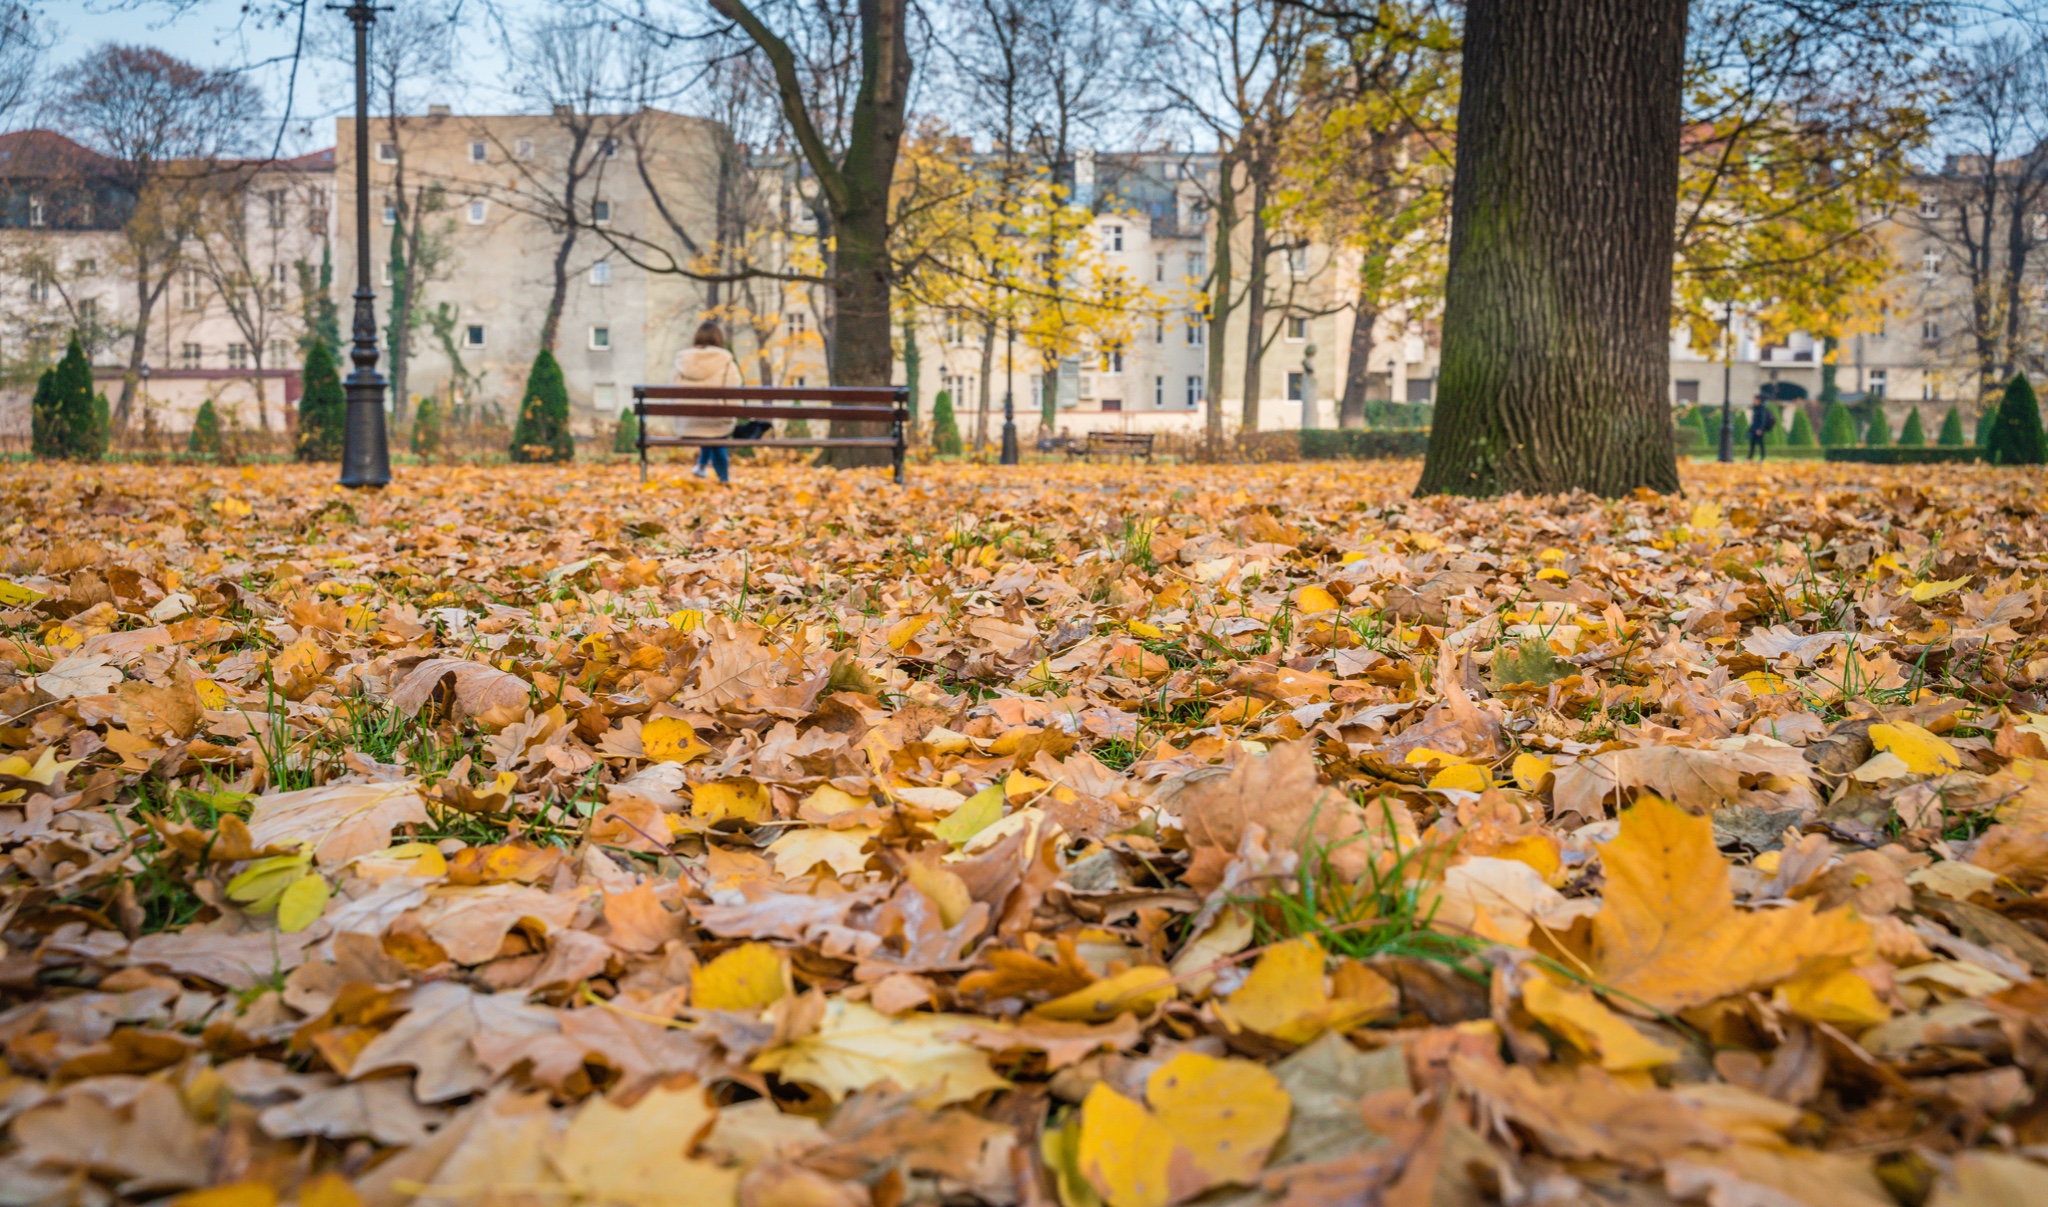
[{"x1": 4, "y1": 458, "x2": 2048, "y2": 1207}]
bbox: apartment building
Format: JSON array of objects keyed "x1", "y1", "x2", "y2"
[
  {"x1": 0, "y1": 130, "x2": 331, "y2": 438},
  {"x1": 335, "y1": 106, "x2": 725, "y2": 436}
]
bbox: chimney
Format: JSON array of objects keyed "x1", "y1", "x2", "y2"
[
  {"x1": 427, "y1": 104, "x2": 451, "y2": 118},
  {"x1": 553, "y1": 104, "x2": 573, "y2": 117}
]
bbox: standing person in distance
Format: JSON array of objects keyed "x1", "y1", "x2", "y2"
[
  {"x1": 674, "y1": 321, "x2": 745, "y2": 484},
  {"x1": 1747, "y1": 393, "x2": 1774, "y2": 461}
]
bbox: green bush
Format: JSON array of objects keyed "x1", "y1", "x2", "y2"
[
  {"x1": 1938, "y1": 405, "x2": 1966, "y2": 447},
  {"x1": 1298, "y1": 429, "x2": 1433, "y2": 459},
  {"x1": 510, "y1": 349, "x2": 574, "y2": 463},
  {"x1": 1977, "y1": 406, "x2": 1994, "y2": 448},
  {"x1": 1764, "y1": 405, "x2": 1789, "y2": 447},
  {"x1": 1864, "y1": 406, "x2": 1892, "y2": 447},
  {"x1": 1673, "y1": 420, "x2": 1705, "y2": 456},
  {"x1": 612, "y1": 406, "x2": 638, "y2": 454},
  {"x1": 930, "y1": 389, "x2": 962, "y2": 456},
  {"x1": 1693, "y1": 405, "x2": 1720, "y2": 444},
  {"x1": 1898, "y1": 407, "x2": 1926, "y2": 447},
  {"x1": 32, "y1": 335, "x2": 107, "y2": 461},
  {"x1": 1819, "y1": 399, "x2": 1858, "y2": 447},
  {"x1": 1824, "y1": 447, "x2": 1983, "y2": 464},
  {"x1": 295, "y1": 340, "x2": 345, "y2": 462},
  {"x1": 28, "y1": 367, "x2": 58, "y2": 458},
  {"x1": 412, "y1": 395, "x2": 443, "y2": 460},
  {"x1": 1986, "y1": 372, "x2": 2047, "y2": 466},
  {"x1": 1786, "y1": 407, "x2": 1816, "y2": 447},
  {"x1": 187, "y1": 399, "x2": 223, "y2": 458}
]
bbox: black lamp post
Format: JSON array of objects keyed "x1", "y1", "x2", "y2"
[
  {"x1": 337, "y1": 2, "x2": 391, "y2": 487},
  {"x1": 1717, "y1": 297, "x2": 1736, "y2": 464},
  {"x1": 1000, "y1": 317, "x2": 1018, "y2": 465}
]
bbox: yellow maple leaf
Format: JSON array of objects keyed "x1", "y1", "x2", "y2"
[
  {"x1": 1907, "y1": 576, "x2": 1971, "y2": 602},
  {"x1": 750, "y1": 999, "x2": 1009, "y2": 1106},
  {"x1": 692, "y1": 942, "x2": 790, "y2": 1012},
  {"x1": 1076, "y1": 1050, "x2": 1290, "y2": 1207},
  {"x1": 276, "y1": 872, "x2": 331, "y2": 933},
  {"x1": 764, "y1": 826, "x2": 877, "y2": 879},
  {"x1": 1774, "y1": 966, "x2": 1890, "y2": 1030},
  {"x1": 886, "y1": 612, "x2": 937, "y2": 651},
  {"x1": 1296, "y1": 585, "x2": 1339, "y2": 614},
  {"x1": 641, "y1": 716, "x2": 710, "y2": 764},
  {"x1": 1520, "y1": 975, "x2": 1681, "y2": 1071},
  {"x1": 1213, "y1": 936, "x2": 1395, "y2": 1044},
  {"x1": 1035, "y1": 965, "x2": 1176, "y2": 1022},
  {"x1": 1868, "y1": 722, "x2": 1961, "y2": 775},
  {"x1": 1590, "y1": 795, "x2": 1873, "y2": 1011},
  {"x1": 1511, "y1": 752, "x2": 1555, "y2": 792},
  {"x1": 552, "y1": 1085, "x2": 738, "y2": 1206},
  {"x1": 691, "y1": 778, "x2": 770, "y2": 823},
  {"x1": 1428, "y1": 762, "x2": 1491, "y2": 792}
]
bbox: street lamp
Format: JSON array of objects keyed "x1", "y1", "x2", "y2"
[
  {"x1": 1000, "y1": 318, "x2": 1018, "y2": 465},
  {"x1": 336, "y1": 1, "x2": 391, "y2": 488},
  {"x1": 1718, "y1": 298, "x2": 1736, "y2": 463}
]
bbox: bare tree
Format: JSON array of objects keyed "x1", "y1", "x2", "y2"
[
  {"x1": 191, "y1": 165, "x2": 318, "y2": 430},
  {"x1": 1146, "y1": 0, "x2": 1314, "y2": 440},
  {"x1": 1909, "y1": 35, "x2": 2048, "y2": 407},
  {"x1": 0, "y1": 2, "x2": 54, "y2": 128},
  {"x1": 58, "y1": 44, "x2": 258, "y2": 430}
]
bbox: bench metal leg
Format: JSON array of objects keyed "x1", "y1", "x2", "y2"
[
  {"x1": 892, "y1": 419, "x2": 905, "y2": 486},
  {"x1": 636, "y1": 396, "x2": 648, "y2": 483}
]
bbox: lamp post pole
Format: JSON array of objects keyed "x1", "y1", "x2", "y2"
[
  {"x1": 338, "y1": 1, "x2": 391, "y2": 487},
  {"x1": 1300, "y1": 343, "x2": 1317, "y2": 434},
  {"x1": 1000, "y1": 317, "x2": 1018, "y2": 465},
  {"x1": 1718, "y1": 297, "x2": 1736, "y2": 464}
]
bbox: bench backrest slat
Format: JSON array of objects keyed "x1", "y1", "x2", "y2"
[
  {"x1": 638, "y1": 403, "x2": 901, "y2": 422},
  {"x1": 636, "y1": 385, "x2": 902, "y2": 404}
]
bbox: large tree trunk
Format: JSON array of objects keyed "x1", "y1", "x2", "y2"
[
  {"x1": 1416, "y1": 0, "x2": 1688, "y2": 498},
  {"x1": 115, "y1": 266, "x2": 160, "y2": 430},
  {"x1": 1239, "y1": 174, "x2": 1271, "y2": 433},
  {"x1": 825, "y1": 197, "x2": 896, "y2": 465},
  {"x1": 1338, "y1": 287, "x2": 1380, "y2": 430}
]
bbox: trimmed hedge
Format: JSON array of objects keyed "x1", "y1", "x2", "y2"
[
  {"x1": 1986, "y1": 372, "x2": 2047, "y2": 466},
  {"x1": 1299, "y1": 429, "x2": 1432, "y2": 459},
  {"x1": 1824, "y1": 447, "x2": 1983, "y2": 464}
]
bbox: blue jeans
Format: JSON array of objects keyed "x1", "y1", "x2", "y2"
[{"x1": 695, "y1": 445, "x2": 729, "y2": 482}]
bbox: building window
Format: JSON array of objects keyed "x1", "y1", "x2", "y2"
[
  {"x1": 1107, "y1": 224, "x2": 1123, "y2": 252},
  {"x1": 227, "y1": 343, "x2": 250, "y2": 370},
  {"x1": 180, "y1": 342, "x2": 202, "y2": 369},
  {"x1": 77, "y1": 298, "x2": 96, "y2": 326},
  {"x1": 268, "y1": 339, "x2": 289, "y2": 366},
  {"x1": 463, "y1": 324, "x2": 485, "y2": 348},
  {"x1": 270, "y1": 262, "x2": 289, "y2": 288},
  {"x1": 265, "y1": 189, "x2": 286, "y2": 229},
  {"x1": 1675, "y1": 379, "x2": 1700, "y2": 403},
  {"x1": 1154, "y1": 315, "x2": 1165, "y2": 344},
  {"x1": 1102, "y1": 348, "x2": 1124, "y2": 373},
  {"x1": 590, "y1": 260, "x2": 611, "y2": 286},
  {"x1": 1188, "y1": 252, "x2": 1205, "y2": 281},
  {"x1": 469, "y1": 140, "x2": 487, "y2": 163},
  {"x1": 786, "y1": 311, "x2": 808, "y2": 333},
  {"x1": 1918, "y1": 196, "x2": 1940, "y2": 218},
  {"x1": 1922, "y1": 247, "x2": 1941, "y2": 277},
  {"x1": 1285, "y1": 315, "x2": 1306, "y2": 342},
  {"x1": 1869, "y1": 369, "x2": 1888, "y2": 397},
  {"x1": 80, "y1": 203, "x2": 92, "y2": 225},
  {"x1": 1922, "y1": 318, "x2": 1941, "y2": 342},
  {"x1": 466, "y1": 199, "x2": 487, "y2": 224},
  {"x1": 376, "y1": 141, "x2": 397, "y2": 163},
  {"x1": 382, "y1": 203, "x2": 397, "y2": 225},
  {"x1": 592, "y1": 199, "x2": 611, "y2": 224},
  {"x1": 75, "y1": 258, "x2": 94, "y2": 276},
  {"x1": 1287, "y1": 246, "x2": 1308, "y2": 275},
  {"x1": 1186, "y1": 313, "x2": 1204, "y2": 346},
  {"x1": 1154, "y1": 375, "x2": 1165, "y2": 407},
  {"x1": 590, "y1": 326, "x2": 610, "y2": 349},
  {"x1": 1287, "y1": 372, "x2": 1304, "y2": 401},
  {"x1": 27, "y1": 196, "x2": 44, "y2": 226},
  {"x1": 181, "y1": 268, "x2": 204, "y2": 309},
  {"x1": 516, "y1": 137, "x2": 534, "y2": 159},
  {"x1": 1185, "y1": 375, "x2": 1203, "y2": 409},
  {"x1": 600, "y1": 137, "x2": 619, "y2": 158},
  {"x1": 25, "y1": 269, "x2": 48, "y2": 305},
  {"x1": 1155, "y1": 254, "x2": 1165, "y2": 282}
]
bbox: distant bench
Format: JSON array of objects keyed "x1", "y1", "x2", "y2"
[
  {"x1": 1066, "y1": 431, "x2": 1156, "y2": 462},
  {"x1": 632, "y1": 384, "x2": 909, "y2": 484}
]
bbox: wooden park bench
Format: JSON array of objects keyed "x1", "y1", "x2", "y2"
[
  {"x1": 1066, "y1": 430, "x2": 1156, "y2": 462},
  {"x1": 633, "y1": 384, "x2": 909, "y2": 485}
]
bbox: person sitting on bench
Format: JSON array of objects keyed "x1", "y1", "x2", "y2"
[{"x1": 674, "y1": 321, "x2": 745, "y2": 484}]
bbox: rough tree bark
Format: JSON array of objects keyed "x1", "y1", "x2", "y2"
[
  {"x1": 1202, "y1": 155, "x2": 1239, "y2": 451},
  {"x1": 1238, "y1": 172, "x2": 1271, "y2": 433},
  {"x1": 714, "y1": 0, "x2": 910, "y2": 467},
  {"x1": 975, "y1": 320, "x2": 996, "y2": 450},
  {"x1": 1416, "y1": 0, "x2": 1688, "y2": 498}
]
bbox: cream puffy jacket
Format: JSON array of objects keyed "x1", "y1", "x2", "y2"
[{"x1": 671, "y1": 346, "x2": 746, "y2": 437}]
